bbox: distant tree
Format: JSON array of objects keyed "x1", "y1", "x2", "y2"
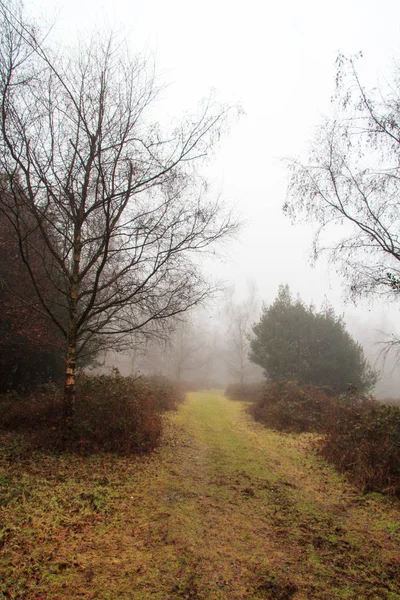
[
  {"x1": 225, "y1": 282, "x2": 262, "y2": 383},
  {"x1": 249, "y1": 285, "x2": 377, "y2": 392},
  {"x1": 129, "y1": 317, "x2": 205, "y2": 381},
  {"x1": 0, "y1": 2, "x2": 238, "y2": 426},
  {"x1": 131, "y1": 312, "x2": 222, "y2": 386},
  {"x1": 164, "y1": 319, "x2": 205, "y2": 382}
]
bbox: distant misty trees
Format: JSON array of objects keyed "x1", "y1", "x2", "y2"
[
  {"x1": 249, "y1": 285, "x2": 377, "y2": 393},
  {"x1": 224, "y1": 283, "x2": 263, "y2": 384}
]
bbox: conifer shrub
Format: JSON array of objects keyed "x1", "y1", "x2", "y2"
[{"x1": 249, "y1": 285, "x2": 377, "y2": 393}]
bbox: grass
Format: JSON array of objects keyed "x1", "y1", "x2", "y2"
[{"x1": 1, "y1": 392, "x2": 400, "y2": 598}]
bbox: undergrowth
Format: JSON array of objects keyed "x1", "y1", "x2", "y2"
[
  {"x1": 225, "y1": 382, "x2": 264, "y2": 403},
  {"x1": 321, "y1": 401, "x2": 400, "y2": 494},
  {"x1": 0, "y1": 372, "x2": 183, "y2": 455}
]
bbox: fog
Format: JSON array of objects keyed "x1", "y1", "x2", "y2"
[
  {"x1": 99, "y1": 300, "x2": 263, "y2": 389},
  {"x1": 98, "y1": 293, "x2": 400, "y2": 400},
  {"x1": 32, "y1": 0, "x2": 400, "y2": 395}
]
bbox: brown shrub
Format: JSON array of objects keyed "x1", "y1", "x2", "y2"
[
  {"x1": 225, "y1": 382, "x2": 265, "y2": 403},
  {"x1": 144, "y1": 375, "x2": 184, "y2": 411},
  {"x1": 0, "y1": 382, "x2": 61, "y2": 431},
  {"x1": 249, "y1": 381, "x2": 334, "y2": 433},
  {"x1": 72, "y1": 373, "x2": 163, "y2": 454},
  {"x1": 321, "y1": 398, "x2": 400, "y2": 495},
  {"x1": 249, "y1": 380, "x2": 400, "y2": 496},
  {"x1": 0, "y1": 373, "x2": 183, "y2": 455}
]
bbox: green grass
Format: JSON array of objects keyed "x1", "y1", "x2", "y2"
[{"x1": 1, "y1": 392, "x2": 400, "y2": 598}]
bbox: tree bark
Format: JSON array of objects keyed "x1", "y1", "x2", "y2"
[
  {"x1": 63, "y1": 337, "x2": 77, "y2": 432},
  {"x1": 62, "y1": 226, "x2": 81, "y2": 436}
]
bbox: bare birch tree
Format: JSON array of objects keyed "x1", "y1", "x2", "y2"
[{"x1": 0, "y1": 1, "x2": 238, "y2": 426}]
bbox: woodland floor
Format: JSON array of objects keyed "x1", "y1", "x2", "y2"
[{"x1": 1, "y1": 391, "x2": 400, "y2": 599}]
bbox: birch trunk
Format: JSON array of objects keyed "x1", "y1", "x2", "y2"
[{"x1": 63, "y1": 227, "x2": 81, "y2": 434}]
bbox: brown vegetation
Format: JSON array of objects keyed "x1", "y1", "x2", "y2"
[
  {"x1": 0, "y1": 373, "x2": 183, "y2": 455},
  {"x1": 247, "y1": 381, "x2": 336, "y2": 433},
  {"x1": 225, "y1": 382, "x2": 264, "y2": 403},
  {"x1": 321, "y1": 401, "x2": 400, "y2": 494},
  {"x1": 0, "y1": 206, "x2": 65, "y2": 392}
]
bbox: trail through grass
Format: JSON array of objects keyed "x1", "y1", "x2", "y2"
[{"x1": 1, "y1": 391, "x2": 400, "y2": 599}]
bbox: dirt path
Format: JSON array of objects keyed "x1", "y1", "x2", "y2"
[{"x1": 2, "y1": 391, "x2": 400, "y2": 599}]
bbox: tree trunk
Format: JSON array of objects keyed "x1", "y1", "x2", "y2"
[
  {"x1": 62, "y1": 225, "x2": 81, "y2": 437},
  {"x1": 63, "y1": 338, "x2": 77, "y2": 433},
  {"x1": 62, "y1": 295, "x2": 78, "y2": 438}
]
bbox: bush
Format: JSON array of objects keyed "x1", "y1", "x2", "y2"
[
  {"x1": 72, "y1": 373, "x2": 163, "y2": 454},
  {"x1": 249, "y1": 285, "x2": 377, "y2": 393},
  {"x1": 249, "y1": 381, "x2": 334, "y2": 433},
  {"x1": 321, "y1": 399, "x2": 400, "y2": 495},
  {"x1": 225, "y1": 382, "x2": 265, "y2": 403},
  {"x1": 144, "y1": 375, "x2": 184, "y2": 412},
  {"x1": 0, "y1": 382, "x2": 61, "y2": 431},
  {"x1": 0, "y1": 373, "x2": 183, "y2": 454}
]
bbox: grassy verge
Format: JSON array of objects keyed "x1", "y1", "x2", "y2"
[{"x1": 1, "y1": 392, "x2": 400, "y2": 598}]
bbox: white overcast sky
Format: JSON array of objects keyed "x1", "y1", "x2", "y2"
[{"x1": 27, "y1": 0, "x2": 400, "y2": 388}]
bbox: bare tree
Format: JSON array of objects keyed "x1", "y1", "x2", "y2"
[
  {"x1": 0, "y1": 2, "x2": 238, "y2": 426},
  {"x1": 113, "y1": 317, "x2": 204, "y2": 380},
  {"x1": 285, "y1": 54, "x2": 400, "y2": 305},
  {"x1": 163, "y1": 319, "x2": 205, "y2": 382},
  {"x1": 225, "y1": 282, "x2": 261, "y2": 383},
  {"x1": 128, "y1": 313, "x2": 215, "y2": 383}
]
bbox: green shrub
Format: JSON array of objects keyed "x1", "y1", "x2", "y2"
[{"x1": 249, "y1": 285, "x2": 377, "y2": 393}]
